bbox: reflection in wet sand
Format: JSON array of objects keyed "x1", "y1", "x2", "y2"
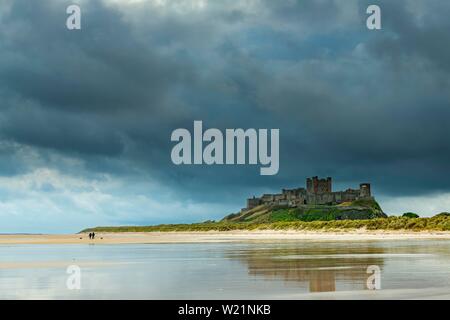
[
  {"x1": 0, "y1": 240, "x2": 449, "y2": 299},
  {"x1": 227, "y1": 244, "x2": 386, "y2": 292}
]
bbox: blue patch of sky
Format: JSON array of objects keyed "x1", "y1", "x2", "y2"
[{"x1": 234, "y1": 27, "x2": 366, "y2": 62}]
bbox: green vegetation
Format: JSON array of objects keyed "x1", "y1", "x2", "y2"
[
  {"x1": 402, "y1": 212, "x2": 420, "y2": 218},
  {"x1": 222, "y1": 198, "x2": 386, "y2": 223},
  {"x1": 348, "y1": 198, "x2": 383, "y2": 211},
  {"x1": 435, "y1": 212, "x2": 450, "y2": 218},
  {"x1": 82, "y1": 215, "x2": 450, "y2": 233},
  {"x1": 81, "y1": 198, "x2": 450, "y2": 233}
]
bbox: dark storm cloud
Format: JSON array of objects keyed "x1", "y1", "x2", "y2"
[
  {"x1": 0, "y1": 0, "x2": 189, "y2": 113},
  {"x1": 363, "y1": 0, "x2": 450, "y2": 71},
  {"x1": 1, "y1": 0, "x2": 450, "y2": 210}
]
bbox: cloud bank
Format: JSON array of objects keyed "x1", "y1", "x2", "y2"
[{"x1": 1, "y1": 0, "x2": 450, "y2": 232}]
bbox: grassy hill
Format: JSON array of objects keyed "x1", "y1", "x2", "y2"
[
  {"x1": 82, "y1": 215, "x2": 450, "y2": 233},
  {"x1": 222, "y1": 199, "x2": 387, "y2": 223},
  {"x1": 81, "y1": 199, "x2": 450, "y2": 233}
]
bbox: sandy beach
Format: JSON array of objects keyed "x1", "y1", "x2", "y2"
[
  {"x1": 1, "y1": 231, "x2": 450, "y2": 300},
  {"x1": 1, "y1": 230, "x2": 450, "y2": 245}
]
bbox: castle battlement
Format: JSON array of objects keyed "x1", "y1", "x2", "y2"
[{"x1": 245, "y1": 177, "x2": 372, "y2": 210}]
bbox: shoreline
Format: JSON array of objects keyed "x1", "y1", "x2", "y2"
[{"x1": 1, "y1": 230, "x2": 450, "y2": 245}]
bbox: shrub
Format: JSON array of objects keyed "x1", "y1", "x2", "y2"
[{"x1": 402, "y1": 212, "x2": 420, "y2": 219}]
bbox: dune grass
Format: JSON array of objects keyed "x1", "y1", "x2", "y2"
[{"x1": 81, "y1": 215, "x2": 450, "y2": 233}]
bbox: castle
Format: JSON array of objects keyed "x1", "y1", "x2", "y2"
[{"x1": 245, "y1": 177, "x2": 372, "y2": 210}]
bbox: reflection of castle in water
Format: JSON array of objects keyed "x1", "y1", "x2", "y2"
[{"x1": 227, "y1": 245, "x2": 385, "y2": 293}]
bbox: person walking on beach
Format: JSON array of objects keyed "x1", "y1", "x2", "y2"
[
  {"x1": 88, "y1": 233, "x2": 92, "y2": 240},
  {"x1": 92, "y1": 232, "x2": 95, "y2": 240}
]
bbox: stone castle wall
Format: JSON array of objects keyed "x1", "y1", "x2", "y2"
[{"x1": 245, "y1": 177, "x2": 372, "y2": 210}]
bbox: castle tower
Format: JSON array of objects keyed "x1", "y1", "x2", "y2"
[
  {"x1": 326, "y1": 177, "x2": 332, "y2": 193},
  {"x1": 359, "y1": 183, "x2": 371, "y2": 198},
  {"x1": 306, "y1": 177, "x2": 314, "y2": 193},
  {"x1": 306, "y1": 176, "x2": 332, "y2": 194},
  {"x1": 246, "y1": 196, "x2": 261, "y2": 210}
]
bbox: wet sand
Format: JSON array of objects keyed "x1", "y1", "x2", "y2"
[
  {"x1": 1, "y1": 237, "x2": 449, "y2": 299},
  {"x1": 1, "y1": 230, "x2": 450, "y2": 245},
  {"x1": 279, "y1": 287, "x2": 450, "y2": 300}
]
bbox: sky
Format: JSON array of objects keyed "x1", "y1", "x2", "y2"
[{"x1": 1, "y1": 0, "x2": 450, "y2": 233}]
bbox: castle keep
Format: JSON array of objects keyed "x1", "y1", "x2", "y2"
[{"x1": 246, "y1": 177, "x2": 372, "y2": 210}]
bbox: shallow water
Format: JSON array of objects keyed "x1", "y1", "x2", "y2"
[{"x1": 0, "y1": 239, "x2": 449, "y2": 299}]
